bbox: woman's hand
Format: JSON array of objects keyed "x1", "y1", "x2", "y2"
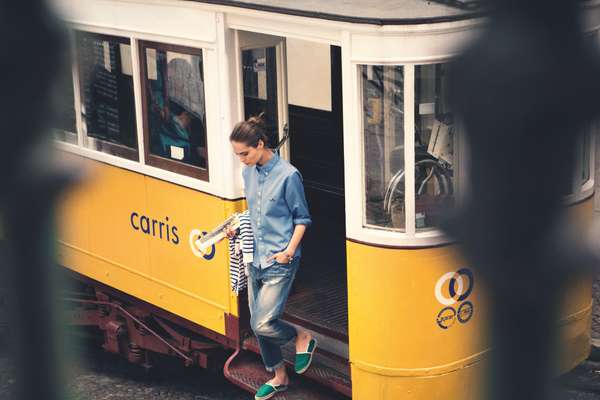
[
  {"x1": 223, "y1": 225, "x2": 237, "y2": 239},
  {"x1": 267, "y1": 251, "x2": 294, "y2": 264}
]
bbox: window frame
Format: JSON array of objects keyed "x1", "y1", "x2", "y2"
[
  {"x1": 563, "y1": 29, "x2": 598, "y2": 205},
  {"x1": 75, "y1": 31, "x2": 139, "y2": 162},
  {"x1": 355, "y1": 59, "x2": 594, "y2": 247},
  {"x1": 360, "y1": 64, "x2": 407, "y2": 233},
  {"x1": 413, "y1": 62, "x2": 456, "y2": 233},
  {"x1": 138, "y1": 40, "x2": 209, "y2": 181},
  {"x1": 52, "y1": 37, "x2": 79, "y2": 147},
  {"x1": 564, "y1": 124, "x2": 596, "y2": 205},
  {"x1": 357, "y1": 60, "x2": 461, "y2": 245}
]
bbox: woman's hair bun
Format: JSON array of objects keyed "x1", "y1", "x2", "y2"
[
  {"x1": 229, "y1": 112, "x2": 270, "y2": 148},
  {"x1": 247, "y1": 112, "x2": 266, "y2": 127}
]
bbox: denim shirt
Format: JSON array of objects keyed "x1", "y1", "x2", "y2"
[{"x1": 242, "y1": 153, "x2": 312, "y2": 269}]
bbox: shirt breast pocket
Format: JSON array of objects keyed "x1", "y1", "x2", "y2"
[{"x1": 267, "y1": 196, "x2": 285, "y2": 217}]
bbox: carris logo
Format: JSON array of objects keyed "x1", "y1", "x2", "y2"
[
  {"x1": 434, "y1": 268, "x2": 475, "y2": 330},
  {"x1": 129, "y1": 212, "x2": 215, "y2": 261},
  {"x1": 434, "y1": 268, "x2": 474, "y2": 306}
]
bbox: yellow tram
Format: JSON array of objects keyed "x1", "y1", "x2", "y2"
[{"x1": 50, "y1": 0, "x2": 600, "y2": 398}]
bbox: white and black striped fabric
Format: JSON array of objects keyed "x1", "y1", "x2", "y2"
[{"x1": 228, "y1": 211, "x2": 254, "y2": 294}]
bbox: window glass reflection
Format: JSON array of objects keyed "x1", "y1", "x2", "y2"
[
  {"x1": 580, "y1": 130, "x2": 591, "y2": 185},
  {"x1": 362, "y1": 65, "x2": 405, "y2": 230},
  {"x1": 77, "y1": 32, "x2": 137, "y2": 157},
  {"x1": 52, "y1": 62, "x2": 77, "y2": 144},
  {"x1": 573, "y1": 129, "x2": 591, "y2": 192},
  {"x1": 145, "y1": 47, "x2": 207, "y2": 169},
  {"x1": 242, "y1": 47, "x2": 278, "y2": 147},
  {"x1": 562, "y1": 125, "x2": 593, "y2": 196},
  {"x1": 414, "y1": 63, "x2": 454, "y2": 230}
]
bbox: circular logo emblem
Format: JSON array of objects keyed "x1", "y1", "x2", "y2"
[
  {"x1": 434, "y1": 268, "x2": 474, "y2": 306},
  {"x1": 436, "y1": 307, "x2": 457, "y2": 330},
  {"x1": 457, "y1": 301, "x2": 474, "y2": 324},
  {"x1": 189, "y1": 229, "x2": 216, "y2": 260}
]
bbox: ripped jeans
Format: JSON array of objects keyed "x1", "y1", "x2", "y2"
[{"x1": 247, "y1": 259, "x2": 299, "y2": 371}]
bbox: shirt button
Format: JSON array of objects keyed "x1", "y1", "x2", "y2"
[{"x1": 265, "y1": 172, "x2": 269, "y2": 176}]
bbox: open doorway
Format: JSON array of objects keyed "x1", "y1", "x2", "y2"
[
  {"x1": 238, "y1": 32, "x2": 347, "y2": 345},
  {"x1": 284, "y1": 42, "x2": 347, "y2": 342}
]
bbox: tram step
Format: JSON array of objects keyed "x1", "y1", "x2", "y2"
[
  {"x1": 224, "y1": 349, "x2": 346, "y2": 400},
  {"x1": 242, "y1": 336, "x2": 352, "y2": 397}
]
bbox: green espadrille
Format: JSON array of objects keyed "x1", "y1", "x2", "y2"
[
  {"x1": 255, "y1": 382, "x2": 288, "y2": 400},
  {"x1": 295, "y1": 337, "x2": 318, "y2": 374}
]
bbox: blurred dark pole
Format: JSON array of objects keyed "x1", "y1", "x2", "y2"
[
  {"x1": 0, "y1": 1, "x2": 72, "y2": 399},
  {"x1": 450, "y1": 1, "x2": 600, "y2": 399}
]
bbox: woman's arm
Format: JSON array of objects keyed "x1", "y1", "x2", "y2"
[
  {"x1": 268, "y1": 224, "x2": 306, "y2": 264},
  {"x1": 285, "y1": 224, "x2": 306, "y2": 256},
  {"x1": 268, "y1": 171, "x2": 311, "y2": 264}
]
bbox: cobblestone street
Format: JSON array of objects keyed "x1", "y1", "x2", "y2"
[
  {"x1": 0, "y1": 334, "x2": 249, "y2": 400},
  {"x1": 592, "y1": 275, "x2": 600, "y2": 341},
  {"x1": 0, "y1": 332, "x2": 599, "y2": 399}
]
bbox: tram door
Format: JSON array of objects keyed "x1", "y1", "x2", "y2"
[
  {"x1": 286, "y1": 42, "x2": 347, "y2": 344},
  {"x1": 238, "y1": 32, "x2": 288, "y2": 156},
  {"x1": 239, "y1": 32, "x2": 348, "y2": 352}
]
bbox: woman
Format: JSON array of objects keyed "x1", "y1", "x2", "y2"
[{"x1": 228, "y1": 115, "x2": 316, "y2": 400}]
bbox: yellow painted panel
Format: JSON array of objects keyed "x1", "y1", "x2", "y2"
[
  {"x1": 86, "y1": 163, "x2": 151, "y2": 276},
  {"x1": 557, "y1": 304, "x2": 591, "y2": 372},
  {"x1": 347, "y1": 243, "x2": 488, "y2": 373},
  {"x1": 561, "y1": 198, "x2": 594, "y2": 317},
  {"x1": 557, "y1": 197, "x2": 594, "y2": 370},
  {"x1": 144, "y1": 177, "x2": 233, "y2": 319},
  {"x1": 59, "y1": 242, "x2": 93, "y2": 274},
  {"x1": 567, "y1": 196, "x2": 594, "y2": 226},
  {"x1": 560, "y1": 275, "x2": 593, "y2": 320},
  {"x1": 56, "y1": 157, "x2": 247, "y2": 335},
  {"x1": 56, "y1": 157, "x2": 92, "y2": 251},
  {"x1": 348, "y1": 197, "x2": 593, "y2": 398},
  {"x1": 351, "y1": 360, "x2": 485, "y2": 400},
  {"x1": 59, "y1": 245, "x2": 226, "y2": 332}
]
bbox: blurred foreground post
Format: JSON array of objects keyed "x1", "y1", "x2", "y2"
[
  {"x1": 450, "y1": 1, "x2": 600, "y2": 399},
  {"x1": 0, "y1": 1, "x2": 72, "y2": 399}
]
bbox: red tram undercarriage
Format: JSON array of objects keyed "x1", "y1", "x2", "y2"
[
  {"x1": 62, "y1": 268, "x2": 239, "y2": 370},
  {"x1": 61, "y1": 268, "x2": 351, "y2": 399}
]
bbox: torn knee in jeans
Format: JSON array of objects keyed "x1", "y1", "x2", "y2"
[{"x1": 252, "y1": 318, "x2": 275, "y2": 337}]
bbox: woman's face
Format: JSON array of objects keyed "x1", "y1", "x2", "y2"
[{"x1": 231, "y1": 140, "x2": 263, "y2": 166}]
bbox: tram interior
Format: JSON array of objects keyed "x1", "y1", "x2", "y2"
[
  {"x1": 286, "y1": 44, "x2": 347, "y2": 342},
  {"x1": 241, "y1": 37, "x2": 348, "y2": 345}
]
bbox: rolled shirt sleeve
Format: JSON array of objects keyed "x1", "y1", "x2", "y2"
[{"x1": 284, "y1": 171, "x2": 312, "y2": 227}]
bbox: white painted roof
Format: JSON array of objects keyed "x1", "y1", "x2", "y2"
[{"x1": 190, "y1": 0, "x2": 481, "y2": 24}]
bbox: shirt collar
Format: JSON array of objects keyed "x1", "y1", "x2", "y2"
[{"x1": 256, "y1": 152, "x2": 279, "y2": 174}]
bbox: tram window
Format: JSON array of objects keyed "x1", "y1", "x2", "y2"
[
  {"x1": 564, "y1": 30, "x2": 596, "y2": 195},
  {"x1": 579, "y1": 131, "x2": 591, "y2": 185},
  {"x1": 242, "y1": 47, "x2": 278, "y2": 147},
  {"x1": 571, "y1": 129, "x2": 592, "y2": 193},
  {"x1": 414, "y1": 63, "x2": 454, "y2": 230},
  {"x1": 362, "y1": 65, "x2": 405, "y2": 231},
  {"x1": 76, "y1": 32, "x2": 138, "y2": 160},
  {"x1": 140, "y1": 42, "x2": 208, "y2": 180},
  {"x1": 52, "y1": 61, "x2": 78, "y2": 145}
]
